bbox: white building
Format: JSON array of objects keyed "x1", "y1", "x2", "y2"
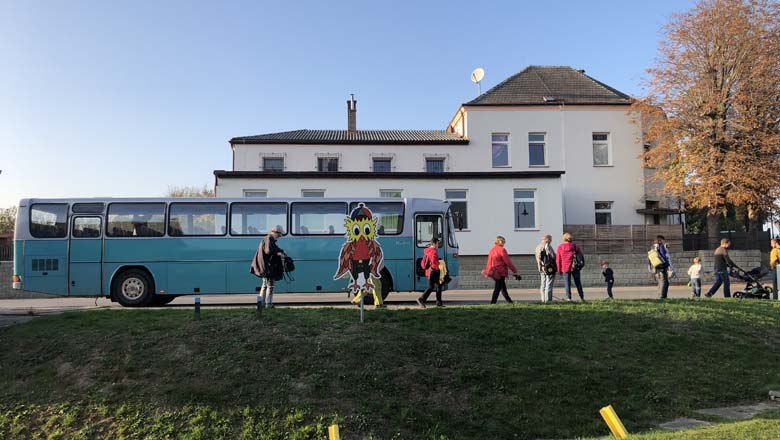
[{"x1": 215, "y1": 66, "x2": 674, "y2": 255}]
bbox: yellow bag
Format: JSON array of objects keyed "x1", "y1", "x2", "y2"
[{"x1": 648, "y1": 248, "x2": 665, "y2": 269}]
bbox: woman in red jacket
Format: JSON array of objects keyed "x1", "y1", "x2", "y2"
[
  {"x1": 416, "y1": 238, "x2": 443, "y2": 308},
  {"x1": 483, "y1": 236, "x2": 517, "y2": 304},
  {"x1": 555, "y1": 232, "x2": 585, "y2": 301}
]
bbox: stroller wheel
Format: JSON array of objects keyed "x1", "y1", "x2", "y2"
[{"x1": 734, "y1": 291, "x2": 744, "y2": 299}]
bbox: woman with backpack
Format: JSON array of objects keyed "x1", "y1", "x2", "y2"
[
  {"x1": 555, "y1": 232, "x2": 585, "y2": 302},
  {"x1": 534, "y1": 234, "x2": 556, "y2": 302},
  {"x1": 250, "y1": 226, "x2": 286, "y2": 308},
  {"x1": 482, "y1": 235, "x2": 518, "y2": 304}
]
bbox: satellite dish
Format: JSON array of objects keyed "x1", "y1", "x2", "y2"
[
  {"x1": 470, "y1": 67, "x2": 485, "y2": 95},
  {"x1": 470, "y1": 67, "x2": 485, "y2": 83}
]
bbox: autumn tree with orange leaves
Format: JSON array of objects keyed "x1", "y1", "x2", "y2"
[{"x1": 636, "y1": 0, "x2": 780, "y2": 243}]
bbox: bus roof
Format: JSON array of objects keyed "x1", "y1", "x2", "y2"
[{"x1": 18, "y1": 197, "x2": 448, "y2": 205}]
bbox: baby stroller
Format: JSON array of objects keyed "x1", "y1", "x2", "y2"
[{"x1": 729, "y1": 265, "x2": 773, "y2": 299}]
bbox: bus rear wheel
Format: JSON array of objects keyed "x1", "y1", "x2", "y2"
[
  {"x1": 361, "y1": 269, "x2": 393, "y2": 305},
  {"x1": 112, "y1": 269, "x2": 154, "y2": 307}
]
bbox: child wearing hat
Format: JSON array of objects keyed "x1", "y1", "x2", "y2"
[{"x1": 601, "y1": 261, "x2": 615, "y2": 299}]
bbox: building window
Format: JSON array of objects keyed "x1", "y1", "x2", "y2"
[
  {"x1": 243, "y1": 190, "x2": 267, "y2": 198},
  {"x1": 373, "y1": 158, "x2": 392, "y2": 173},
  {"x1": 445, "y1": 190, "x2": 468, "y2": 230},
  {"x1": 595, "y1": 201, "x2": 613, "y2": 225},
  {"x1": 379, "y1": 190, "x2": 402, "y2": 198},
  {"x1": 425, "y1": 158, "x2": 445, "y2": 173},
  {"x1": 491, "y1": 133, "x2": 509, "y2": 167},
  {"x1": 301, "y1": 190, "x2": 325, "y2": 198},
  {"x1": 514, "y1": 190, "x2": 536, "y2": 229},
  {"x1": 262, "y1": 157, "x2": 284, "y2": 172},
  {"x1": 528, "y1": 133, "x2": 546, "y2": 166},
  {"x1": 317, "y1": 157, "x2": 339, "y2": 172},
  {"x1": 593, "y1": 133, "x2": 611, "y2": 166}
]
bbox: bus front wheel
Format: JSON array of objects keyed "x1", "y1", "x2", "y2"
[{"x1": 112, "y1": 269, "x2": 154, "y2": 307}]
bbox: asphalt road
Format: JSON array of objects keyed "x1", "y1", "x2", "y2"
[{"x1": 0, "y1": 285, "x2": 727, "y2": 316}]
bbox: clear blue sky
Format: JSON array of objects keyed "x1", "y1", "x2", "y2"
[{"x1": 0, "y1": 0, "x2": 698, "y2": 208}]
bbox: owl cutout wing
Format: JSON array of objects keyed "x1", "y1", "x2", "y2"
[
  {"x1": 368, "y1": 240, "x2": 385, "y2": 277},
  {"x1": 334, "y1": 241, "x2": 356, "y2": 280}
]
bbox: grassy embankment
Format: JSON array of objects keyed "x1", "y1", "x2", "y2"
[{"x1": 1, "y1": 299, "x2": 779, "y2": 439}]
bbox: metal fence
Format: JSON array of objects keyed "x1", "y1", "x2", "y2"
[
  {"x1": 682, "y1": 230, "x2": 771, "y2": 252},
  {"x1": 563, "y1": 225, "x2": 683, "y2": 254},
  {"x1": 0, "y1": 242, "x2": 12, "y2": 261},
  {"x1": 564, "y1": 224, "x2": 771, "y2": 253}
]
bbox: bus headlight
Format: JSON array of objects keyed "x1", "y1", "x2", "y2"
[{"x1": 12, "y1": 275, "x2": 22, "y2": 289}]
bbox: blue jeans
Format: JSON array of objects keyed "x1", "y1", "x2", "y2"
[
  {"x1": 691, "y1": 278, "x2": 701, "y2": 297},
  {"x1": 563, "y1": 271, "x2": 584, "y2": 300},
  {"x1": 706, "y1": 270, "x2": 731, "y2": 298}
]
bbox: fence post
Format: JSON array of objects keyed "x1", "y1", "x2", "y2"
[{"x1": 594, "y1": 224, "x2": 598, "y2": 254}]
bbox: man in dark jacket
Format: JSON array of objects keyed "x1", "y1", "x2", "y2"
[
  {"x1": 250, "y1": 226, "x2": 285, "y2": 307},
  {"x1": 705, "y1": 238, "x2": 735, "y2": 298}
]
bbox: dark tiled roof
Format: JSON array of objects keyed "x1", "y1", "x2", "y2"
[
  {"x1": 466, "y1": 66, "x2": 632, "y2": 106},
  {"x1": 230, "y1": 129, "x2": 468, "y2": 145},
  {"x1": 214, "y1": 170, "x2": 564, "y2": 179}
]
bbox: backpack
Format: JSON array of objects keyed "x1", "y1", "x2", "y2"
[
  {"x1": 540, "y1": 249, "x2": 557, "y2": 275},
  {"x1": 647, "y1": 248, "x2": 665, "y2": 269},
  {"x1": 570, "y1": 245, "x2": 585, "y2": 271},
  {"x1": 283, "y1": 256, "x2": 295, "y2": 273}
]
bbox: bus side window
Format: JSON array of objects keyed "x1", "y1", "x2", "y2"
[
  {"x1": 107, "y1": 203, "x2": 166, "y2": 237},
  {"x1": 30, "y1": 204, "x2": 69, "y2": 238}
]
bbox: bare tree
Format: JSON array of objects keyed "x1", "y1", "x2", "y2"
[
  {"x1": 635, "y1": 0, "x2": 780, "y2": 244},
  {"x1": 165, "y1": 185, "x2": 215, "y2": 198}
]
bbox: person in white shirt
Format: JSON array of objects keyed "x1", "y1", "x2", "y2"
[{"x1": 687, "y1": 257, "x2": 703, "y2": 298}]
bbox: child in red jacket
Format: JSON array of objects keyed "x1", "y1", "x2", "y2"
[{"x1": 417, "y1": 238, "x2": 443, "y2": 308}]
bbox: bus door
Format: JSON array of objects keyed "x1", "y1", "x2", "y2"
[
  {"x1": 69, "y1": 216, "x2": 103, "y2": 295},
  {"x1": 413, "y1": 214, "x2": 445, "y2": 291}
]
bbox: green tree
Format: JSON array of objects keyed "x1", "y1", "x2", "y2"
[{"x1": 0, "y1": 206, "x2": 17, "y2": 234}]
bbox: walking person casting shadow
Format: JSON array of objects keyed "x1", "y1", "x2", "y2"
[
  {"x1": 483, "y1": 235, "x2": 518, "y2": 304},
  {"x1": 250, "y1": 226, "x2": 286, "y2": 308},
  {"x1": 417, "y1": 238, "x2": 444, "y2": 308}
]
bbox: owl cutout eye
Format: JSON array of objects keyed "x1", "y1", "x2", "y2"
[
  {"x1": 363, "y1": 224, "x2": 371, "y2": 235},
  {"x1": 352, "y1": 225, "x2": 361, "y2": 236}
]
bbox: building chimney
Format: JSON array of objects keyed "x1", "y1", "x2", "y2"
[{"x1": 347, "y1": 94, "x2": 357, "y2": 133}]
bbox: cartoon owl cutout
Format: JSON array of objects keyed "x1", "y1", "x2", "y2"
[{"x1": 333, "y1": 203, "x2": 385, "y2": 306}]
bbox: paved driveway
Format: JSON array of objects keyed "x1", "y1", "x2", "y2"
[{"x1": 0, "y1": 285, "x2": 717, "y2": 316}]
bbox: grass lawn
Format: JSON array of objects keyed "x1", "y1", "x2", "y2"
[{"x1": 0, "y1": 300, "x2": 779, "y2": 439}]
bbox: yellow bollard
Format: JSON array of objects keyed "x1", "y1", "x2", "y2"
[
  {"x1": 328, "y1": 424, "x2": 340, "y2": 440},
  {"x1": 599, "y1": 405, "x2": 628, "y2": 439}
]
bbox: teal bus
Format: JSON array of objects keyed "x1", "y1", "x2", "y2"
[{"x1": 12, "y1": 197, "x2": 459, "y2": 306}]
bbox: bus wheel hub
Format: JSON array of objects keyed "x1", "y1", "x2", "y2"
[{"x1": 121, "y1": 278, "x2": 144, "y2": 299}]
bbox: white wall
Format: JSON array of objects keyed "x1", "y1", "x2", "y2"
[
  {"x1": 233, "y1": 143, "x2": 472, "y2": 173},
  {"x1": 465, "y1": 106, "x2": 645, "y2": 225},
  {"x1": 216, "y1": 177, "x2": 563, "y2": 255},
  {"x1": 229, "y1": 105, "x2": 645, "y2": 229}
]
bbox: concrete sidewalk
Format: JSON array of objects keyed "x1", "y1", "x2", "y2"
[{"x1": 0, "y1": 285, "x2": 721, "y2": 315}]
